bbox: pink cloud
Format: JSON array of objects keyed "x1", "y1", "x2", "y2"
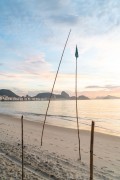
[{"x1": 0, "y1": 73, "x2": 19, "y2": 78}]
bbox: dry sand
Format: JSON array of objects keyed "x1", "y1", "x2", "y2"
[{"x1": 0, "y1": 113, "x2": 120, "y2": 179}]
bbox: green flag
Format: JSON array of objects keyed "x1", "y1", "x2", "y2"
[{"x1": 75, "y1": 45, "x2": 79, "y2": 58}]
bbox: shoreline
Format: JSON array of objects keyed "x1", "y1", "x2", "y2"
[
  {"x1": 0, "y1": 113, "x2": 120, "y2": 179},
  {"x1": 0, "y1": 112, "x2": 120, "y2": 138}
]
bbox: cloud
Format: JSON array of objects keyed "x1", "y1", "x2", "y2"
[
  {"x1": 1, "y1": 0, "x2": 117, "y2": 39},
  {"x1": 1, "y1": 0, "x2": 120, "y2": 96},
  {"x1": 0, "y1": 73, "x2": 19, "y2": 78},
  {"x1": 86, "y1": 85, "x2": 103, "y2": 89},
  {"x1": 51, "y1": 14, "x2": 79, "y2": 25},
  {"x1": 25, "y1": 54, "x2": 48, "y2": 64},
  {"x1": 73, "y1": 0, "x2": 120, "y2": 35},
  {"x1": 1, "y1": 0, "x2": 120, "y2": 53},
  {"x1": 39, "y1": 0, "x2": 120, "y2": 35},
  {"x1": 21, "y1": 54, "x2": 52, "y2": 74},
  {"x1": 86, "y1": 85, "x2": 120, "y2": 90}
]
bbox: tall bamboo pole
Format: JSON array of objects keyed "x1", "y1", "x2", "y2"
[
  {"x1": 21, "y1": 115, "x2": 24, "y2": 180},
  {"x1": 90, "y1": 121, "x2": 95, "y2": 180},
  {"x1": 75, "y1": 45, "x2": 81, "y2": 160},
  {"x1": 40, "y1": 29, "x2": 71, "y2": 146}
]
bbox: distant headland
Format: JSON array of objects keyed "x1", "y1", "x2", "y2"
[
  {"x1": 0, "y1": 89, "x2": 120, "y2": 101},
  {"x1": 0, "y1": 89, "x2": 90, "y2": 101}
]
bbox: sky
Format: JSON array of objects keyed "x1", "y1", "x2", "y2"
[{"x1": 1, "y1": 0, "x2": 120, "y2": 98}]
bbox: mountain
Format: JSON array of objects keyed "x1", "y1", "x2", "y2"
[
  {"x1": 78, "y1": 95, "x2": 90, "y2": 100},
  {"x1": 34, "y1": 92, "x2": 55, "y2": 98},
  {"x1": 34, "y1": 91, "x2": 70, "y2": 99},
  {"x1": 70, "y1": 95, "x2": 90, "y2": 100},
  {"x1": 95, "y1": 96, "x2": 104, "y2": 99},
  {"x1": 70, "y1": 96, "x2": 76, "y2": 100},
  {"x1": 96, "y1": 95, "x2": 120, "y2": 99},
  {"x1": 61, "y1": 91, "x2": 70, "y2": 99},
  {"x1": 103, "y1": 95, "x2": 120, "y2": 99},
  {"x1": 34, "y1": 92, "x2": 90, "y2": 100},
  {"x1": 0, "y1": 89, "x2": 90, "y2": 100},
  {"x1": 0, "y1": 89, "x2": 19, "y2": 98}
]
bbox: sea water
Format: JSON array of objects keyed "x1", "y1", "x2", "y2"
[{"x1": 0, "y1": 100, "x2": 120, "y2": 136}]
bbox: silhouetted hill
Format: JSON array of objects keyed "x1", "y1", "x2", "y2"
[
  {"x1": 61, "y1": 91, "x2": 69, "y2": 99},
  {"x1": 34, "y1": 92, "x2": 90, "y2": 100},
  {"x1": 0, "y1": 89, "x2": 19, "y2": 97},
  {"x1": 34, "y1": 92, "x2": 55, "y2": 98},
  {"x1": 78, "y1": 95, "x2": 90, "y2": 100},
  {"x1": 34, "y1": 91, "x2": 70, "y2": 99},
  {"x1": 96, "y1": 95, "x2": 120, "y2": 99},
  {"x1": 104, "y1": 95, "x2": 120, "y2": 99},
  {"x1": 70, "y1": 95, "x2": 90, "y2": 100},
  {"x1": 0, "y1": 89, "x2": 90, "y2": 100},
  {"x1": 95, "y1": 96, "x2": 104, "y2": 99},
  {"x1": 70, "y1": 96, "x2": 76, "y2": 100}
]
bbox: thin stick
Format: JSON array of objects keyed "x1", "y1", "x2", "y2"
[
  {"x1": 75, "y1": 54, "x2": 81, "y2": 160},
  {"x1": 40, "y1": 29, "x2": 71, "y2": 146},
  {"x1": 21, "y1": 115, "x2": 24, "y2": 180},
  {"x1": 90, "y1": 121, "x2": 95, "y2": 180}
]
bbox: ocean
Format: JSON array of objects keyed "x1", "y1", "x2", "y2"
[{"x1": 0, "y1": 99, "x2": 120, "y2": 136}]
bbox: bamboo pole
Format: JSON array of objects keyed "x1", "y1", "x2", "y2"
[
  {"x1": 75, "y1": 53, "x2": 81, "y2": 160},
  {"x1": 40, "y1": 29, "x2": 71, "y2": 146},
  {"x1": 90, "y1": 121, "x2": 95, "y2": 180},
  {"x1": 75, "y1": 45, "x2": 81, "y2": 160},
  {"x1": 21, "y1": 115, "x2": 24, "y2": 180}
]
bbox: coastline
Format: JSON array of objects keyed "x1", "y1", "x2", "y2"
[{"x1": 0, "y1": 113, "x2": 120, "y2": 179}]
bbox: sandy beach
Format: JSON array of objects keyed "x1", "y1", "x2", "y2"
[{"x1": 0, "y1": 113, "x2": 120, "y2": 179}]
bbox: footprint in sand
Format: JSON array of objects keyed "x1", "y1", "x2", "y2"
[
  {"x1": 83, "y1": 151, "x2": 88, "y2": 154},
  {"x1": 117, "y1": 159, "x2": 120, "y2": 162},
  {"x1": 107, "y1": 170, "x2": 114, "y2": 173},
  {"x1": 104, "y1": 156, "x2": 109, "y2": 159},
  {"x1": 98, "y1": 157, "x2": 103, "y2": 159},
  {"x1": 101, "y1": 166, "x2": 107, "y2": 170}
]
